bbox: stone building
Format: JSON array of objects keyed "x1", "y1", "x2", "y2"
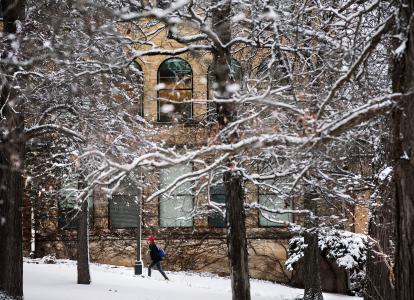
[{"x1": 19, "y1": 4, "x2": 369, "y2": 293}]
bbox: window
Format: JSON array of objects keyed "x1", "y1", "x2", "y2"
[
  {"x1": 58, "y1": 175, "x2": 93, "y2": 229},
  {"x1": 208, "y1": 183, "x2": 226, "y2": 227},
  {"x1": 258, "y1": 194, "x2": 292, "y2": 227},
  {"x1": 109, "y1": 176, "x2": 139, "y2": 229},
  {"x1": 257, "y1": 164, "x2": 292, "y2": 227},
  {"x1": 158, "y1": 58, "x2": 192, "y2": 123},
  {"x1": 159, "y1": 164, "x2": 193, "y2": 227}
]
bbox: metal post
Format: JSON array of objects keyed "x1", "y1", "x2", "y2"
[{"x1": 134, "y1": 187, "x2": 143, "y2": 275}]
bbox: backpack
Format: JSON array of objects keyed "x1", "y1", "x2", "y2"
[{"x1": 158, "y1": 246, "x2": 166, "y2": 258}]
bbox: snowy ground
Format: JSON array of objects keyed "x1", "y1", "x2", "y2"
[{"x1": 24, "y1": 259, "x2": 362, "y2": 300}]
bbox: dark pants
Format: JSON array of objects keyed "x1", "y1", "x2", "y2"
[{"x1": 148, "y1": 261, "x2": 169, "y2": 280}]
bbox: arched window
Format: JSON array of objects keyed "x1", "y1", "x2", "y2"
[{"x1": 158, "y1": 58, "x2": 193, "y2": 123}]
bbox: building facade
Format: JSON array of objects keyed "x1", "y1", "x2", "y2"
[{"x1": 21, "y1": 10, "x2": 369, "y2": 292}]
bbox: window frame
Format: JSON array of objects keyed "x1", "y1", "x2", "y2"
[
  {"x1": 256, "y1": 164, "x2": 293, "y2": 227},
  {"x1": 207, "y1": 183, "x2": 226, "y2": 228},
  {"x1": 159, "y1": 164, "x2": 194, "y2": 228},
  {"x1": 108, "y1": 175, "x2": 140, "y2": 229},
  {"x1": 58, "y1": 175, "x2": 94, "y2": 230},
  {"x1": 157, "y1": 58, "x2": 193, "y2": 123}
]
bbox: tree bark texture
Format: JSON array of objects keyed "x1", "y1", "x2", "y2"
[
  {"x1": 0, "y1": 1, "x2": 26, "y2": 299},
  {"x1": 224, "y1": 171, "x2": 251, "y2": 300},
  {"x1": 365, "y1": 131, "x2": 395, "y2": 300},
  {"x1": 302, "y1": 190, "x2": 323, "y2": 300},
  {"x1": 212, "y1": 0, "x2": 235, "y2": 130},
  {"x1": 77, "y1": 198, "x2": 91, "y2": 284},
  {"x1": 390, "y1": 4, "x2": 414, "y2": 300},
  {"x1": 212, "y1": 1, "x2": 251, "y2": 299},
  {"x1": 391, "y1": 1, "x2": 414, "y2": 300}
]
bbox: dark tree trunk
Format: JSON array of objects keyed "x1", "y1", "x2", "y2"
[
  {"x1": 224, "y1": 171, "x2": 251, "y2": 300},
  {"x1": 391, "y1": 2, "x2": 414, "y2": 299},
  {"x1": 211, "y1": 1, "x2": 251, "y2": 299},
  {"x1": 365, "y1": 130, "x2": 396, "y2": 300},
  {"x1": 0, "y1": 148, "x2": 24, "y2": 300},
  {"x1": 302, "y1": 190, "x2": 323, "y2": 300},
  {"x1": 0, "y1": 1, "x2": 26, "y2": 299},
  {"x1": 77, "y1": 197, "x2": 91, "y2": 284}
]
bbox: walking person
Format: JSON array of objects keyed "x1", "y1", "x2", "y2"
[{"x1": 147, "y1": 236, "x2": 169, "y2": 280}]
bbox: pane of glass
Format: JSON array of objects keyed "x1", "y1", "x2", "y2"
[
  {"x1": 159, "y1": 164, "x2": 193, "y2": 227},
  {"x1": 59, "y1": 176, "x2": 78, "y2": 229},
  {"x1": 109, "y1": 175, "x2": 140, "y2": 228},
  {"x1": 113, "y1": 176, "x2": 138, "y2": 196},
  {"x1": 159, "y1": 90, "x2": 192, "y2": 123},
  {"x1": 58, "y1": 208, "x2": 79, "y2": 229},
  {"x1": 58, "y1": 176, "x2": 94, "y2": 229},
  {"x1": 159, "y1": 76, "x2": 192, "y2": 90},
  {"x1": 159, "y1": 58, "x2": 192, "y2": 89},
  {"x1": 258, "y1": 194, "x2": 291, "y2": 227},
  {"x1": 160, "y1": 195, "x2": 193, "y2": 227},
  {"x1": 159, "y1": 90, "x2": 192, "y2": 102},
  {"x1": 208, "y1": 186, "x2": 226, "y2": 227},
  {"x1": 109, "y1": 194, "x2": 138, "y2": 228},
  {"x1": 59, "y1": 176, "x2": 78, "y2": 208},
  {"x1": 160, "y1": 164, "x2": 192, "y2": 194}
]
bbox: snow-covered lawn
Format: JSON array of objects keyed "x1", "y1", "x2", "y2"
[{"x1": 24, "y1": 259, "x2": 362, "y2": 300}]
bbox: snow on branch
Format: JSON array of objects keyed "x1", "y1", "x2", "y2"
[
  {"x1": 25, "y1": 124, "x2": 86, "y2": 142},
  {"x1": 317, "y1": 12, "x2": 396, "y2": 119}
]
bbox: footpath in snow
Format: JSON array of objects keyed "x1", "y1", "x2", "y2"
[{"x1": 24, "y1": 259, "x2": 362, "y2": 300}]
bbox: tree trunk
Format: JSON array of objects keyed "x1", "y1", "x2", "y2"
[
  {"x1": 391, "y1": 1, "x2": 414, "y2": 299},
  {"x1": 365, "y1": 131, "x2": 395, "y2": 300},
  {"x1": 224, "y1": 171, "x2": 251, "y2": 300},
  {"x1": 212, "y1": 1, "x2": 251, "y2": 299},
  {"x1": 0, "y1": 149, "x2": 24, "y2": 300},
  {"x1": 302, "y1": 189, "x2": 323, "y2": 300},
  {"x1": 0, "y1": 1, "x2": 26, "y2": 299},
  {"x1": 77, "y1": 197, "x2": 91, "y2": 284}
]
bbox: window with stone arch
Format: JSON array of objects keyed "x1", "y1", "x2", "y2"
[{"x1": 157, "y1": 58, "x2": 193, "y2": 123}]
